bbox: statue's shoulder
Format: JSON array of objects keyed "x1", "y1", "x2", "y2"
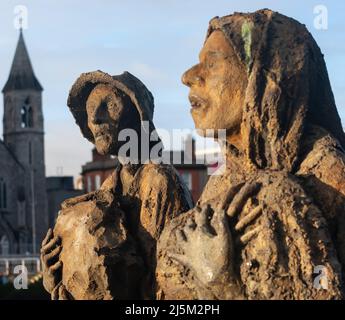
[
  {"x1": 299, "y1": 135, "x2": 345, "y2": 172},
  {"x1": 140, "y1": 162, "x2": 179, "y2": 177},
  {"x1": 298, "y1": 134, "x2": 345, "y2": 196},
  {"x1": 136, "y1": 163, "x2": 183, "y2": 189},
  {"x1": 60, "y1": 191, "x2": 96, "y2": 210},
  {"x1": 134, "y1": 163, "x2": 193, "y2": 209}
]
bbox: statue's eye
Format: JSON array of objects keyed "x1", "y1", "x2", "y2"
[
  {"x1": 206, "y1": 58, "x2": 215, "y2": 68},
  {"x1": 99, "y1": 101, "x2": 107, "y2": 110}
]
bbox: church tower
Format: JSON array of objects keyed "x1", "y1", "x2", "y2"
[{"x1": 2, "y1": 29, "x2": 48, "y2": 253}]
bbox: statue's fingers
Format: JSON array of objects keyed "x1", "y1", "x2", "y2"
[
  {"x1": 58, "y1": 285, "x2": 69, "y2": 300},
  {"x1": 41, "y1": 228, "x2": 53, "y2": 247},
  {"x1": 48, "y1": 260, "x2": 62, "y2": 274},
  {"x1": 211, "y1": 209, "x2": 229, "y2": 236},
  {"x1": 41, "y1": 236, "x2": 60, "y2": 255},
  {"x1": 235, "y1": 205, "x2": 262, "y2": 231},
  {"x1": 219, "y1": 184, "x2": 244, "y2": 210},
  {"x1": 45, "y1": 246, "x2": 62, "y2": 265},
  {"x1": 195, "y1": 205, "x2": 210, "y2": 228},
  {"x1": 51, "y1": 283, "x2": 60, "y2": 300},
  {"x1": 167, "y1": 252, "x2": 191, "y2": 269},
  {"x1": 239, "y1": 226, "x2": 262, "y2": 245},
  {"x1": 227, "y1": 182, "x2": 261, "y2": 218}
]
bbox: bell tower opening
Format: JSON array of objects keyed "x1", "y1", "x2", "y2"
[{"x1": 21, "y1": 97, "x2": 33, "y2": 128}]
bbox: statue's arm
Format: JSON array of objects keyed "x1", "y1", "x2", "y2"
[
  {"x1": 298, "y1": 140, "x2": 345, "y2": 274},
  {"x1": 137, "y1": 165, "x2": 193, "y2": 239}
]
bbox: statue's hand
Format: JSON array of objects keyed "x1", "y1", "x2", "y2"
[
  {"x1": 168, "y1": 205, "x2": 233, "y2": 286},
  {"x1": 40, "y1": 228, "x2": 62, "y2": 293},
  {"x1": 168, "y1": 182, "x2": 263, "y2": 291}
]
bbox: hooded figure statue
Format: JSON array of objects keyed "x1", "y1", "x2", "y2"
[
  {"x1": 40, "y1": 71, "x2": 193, "y2": 300},
  {"x1": 68, "y1": 70, "x2": 157, "y2": 143},
  {"x1": 156, "y1": 9, "x2": 345, "y2": 299}
]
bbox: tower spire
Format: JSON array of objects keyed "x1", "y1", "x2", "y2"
[
  {"x1": 19, "y1": 16, "x2": 23, "y2": 33},
  {"x1": 2, "y1": 28, "x2": 43, "y2": 93}
]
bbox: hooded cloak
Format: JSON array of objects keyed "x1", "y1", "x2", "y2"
[
  {"x1": 156, "y1": 9, "x2": 345, "y2": 300},
  {"x1": 206, "y1": 9, "x2": 345, "y2": 172}
]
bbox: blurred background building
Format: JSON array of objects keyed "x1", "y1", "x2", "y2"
[
  {"x1": 81, "y1": 135, "x2": 212, "y2": 203},
  {"x1": 0, "y1": 29, "x2": 47, "y2": 256},
  {"x1": 0, "y1": 30, "x2": 81, "y2": 258},
  {"x1": 46, "y1": 176, "x2": 82, "y2": 228}
]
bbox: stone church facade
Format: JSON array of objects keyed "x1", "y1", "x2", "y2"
[{"x1": 0, "y1": 29, "x2": 48, "y2": 255}]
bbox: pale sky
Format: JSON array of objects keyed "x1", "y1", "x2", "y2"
[{"x1": 0, "y1": 0, "x2": 344, "y2": 179}]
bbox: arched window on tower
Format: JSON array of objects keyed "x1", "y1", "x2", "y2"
[
  {"x1": 28, "y1": 106, "x2": 33, "y2": 127},
  {"x1": 21, "y1": 97, "x2": 33, "y2": 128},
  {"x1": 21, "y1": 106, "x2": 28, "y2": 128},
  {"x1": 0, "y1": 178, "x2": 7, "y2": 210}
]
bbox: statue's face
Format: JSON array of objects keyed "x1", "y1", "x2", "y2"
[
  {"x1": 86, "y1": 84, "x2": 127, "y2": 155},
  {"x1": 182, "y1": 30, "x2": 247, "y2": 137}
]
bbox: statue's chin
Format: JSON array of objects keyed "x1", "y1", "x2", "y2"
[{"x1": 95, "y1": 142, "x2": 111, "y2": 156}]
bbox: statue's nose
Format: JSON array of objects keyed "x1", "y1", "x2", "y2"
[
  {"x1": 92, "y1": 102, "x2": 107, "y2": 124},
  {"x1": 181, "y1": 69, "x2": 191, "y2": 86},
  {"x1": 182, "y1": 65, "x2": 202, "y2": 87}
]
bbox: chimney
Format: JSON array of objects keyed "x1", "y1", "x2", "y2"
[
  {"x1": 183, "y1": 134, "x2": 196, "y2": 164},
  {"x1": 92, "y1": 148, "x2": 111, "y2": 162}
]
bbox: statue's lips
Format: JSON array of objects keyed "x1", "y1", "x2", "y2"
[
  {"x1": 94, "y1": 130, "x2": 111, "y2": 141},
  {"x1": 189, "y1": 95, "x2": 207, "y2": 110}
]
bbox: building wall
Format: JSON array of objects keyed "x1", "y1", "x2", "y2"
[
  {"x1": 177, "y1": 168, "x2": 208, "y2": 202},
  {"x1": 82, "y1": 168, "x2": 114, "y2": 193},
  {"x1": 47, "y1": 188, "x2": 83, "y2": 227},
  {"x1": 83, "y1": 166, "x2": 208, "y2": 202},
  {"x1": 0, "y1": 141, "x2": 26, "y2": 254},
  {"x1": 46, "y1": 176, "x2": 83, "y2": 228}
]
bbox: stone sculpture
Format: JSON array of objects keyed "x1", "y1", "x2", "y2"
[
  {"x1": 156, "y1": 9, "x2": 345, "y2": 300},
  {"x1": 40, "y1": 71, "x2": 193, "y2": 299},
  {"x1": 41, "y1": 9, "x2": 345, "y2": 300}
]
